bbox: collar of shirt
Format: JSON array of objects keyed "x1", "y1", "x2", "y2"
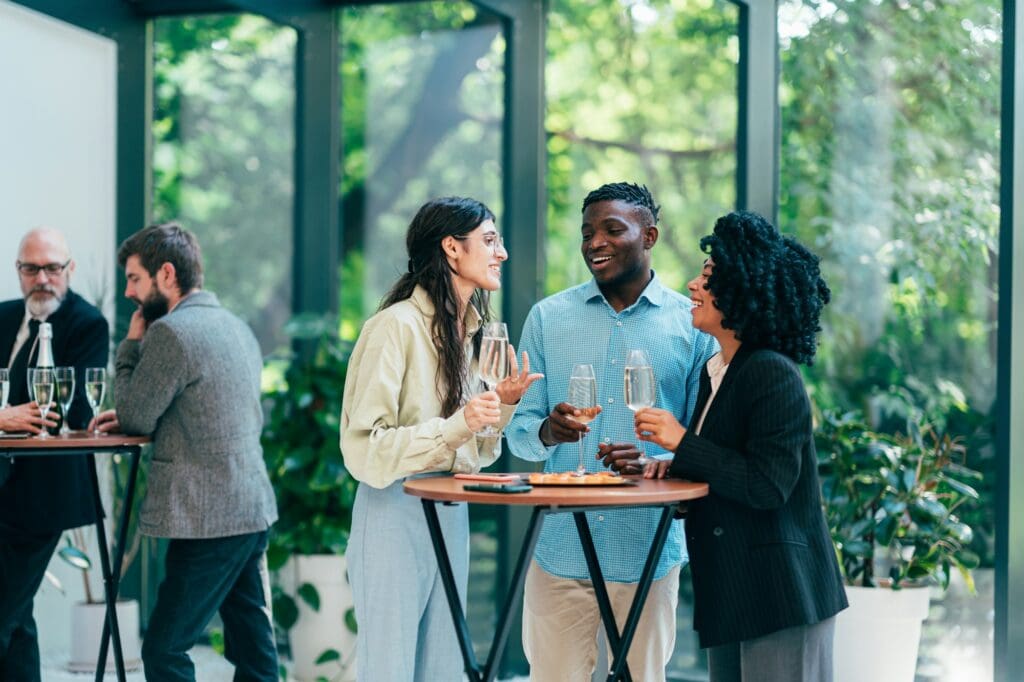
[
  {"x1": 581, "y1": 270, "x2": 666, "y2": 310},
  {"x1": 9, "y1": 307, "x2": 49, "y2": 366},
  {"x1": 706, "y1": 351, "x2": 730, "y2": 388}
]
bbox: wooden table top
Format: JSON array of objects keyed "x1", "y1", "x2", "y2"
[
  {"x1": 403, "y1": 475, "x2": 709, "y2": 507},
  {"x1": 0, "y1": 431, "x2": 150, "y2": 450}
]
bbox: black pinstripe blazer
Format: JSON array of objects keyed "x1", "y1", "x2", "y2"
[{"x1": 669, "y1": 344, "x2": 848, "y2": 649}]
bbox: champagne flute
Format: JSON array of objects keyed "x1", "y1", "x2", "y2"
[
  {"x1": 624, "y1": 349, "x2": 656, "y2": 468},
  {"x1": 0, "y1": 368, "x2": 9, "y2": 436},
  {"x1": 568, "y1": 363, "x2": 598, "y2": 476},
  {"x1": 85, "y1": 367, "x2": 107, "y2": 436},
  {"x1": 28, "y1": 368, "x2": 55, "y2": 439},
  {"x1": 477, "y1": 322, "x2": 509, "y2": 437},
  {"x1": 54, "y1": 367, "x2": 75, "y2": 435}
]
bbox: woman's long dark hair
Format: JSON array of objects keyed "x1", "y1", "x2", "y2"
[
  {"x1": 700, "y1": 211, "x2": 831, "y2": 365},
  {"x1": 380, "y1": 197, "x2": 496, "y2": 417}
]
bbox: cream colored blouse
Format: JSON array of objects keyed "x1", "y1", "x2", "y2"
[{"x1": 341, "y1": 285, "x2": 515, "y2": 489}]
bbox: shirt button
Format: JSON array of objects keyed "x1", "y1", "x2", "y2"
[
  {"x1": 610, "y1": 359, "x2": 617, "y2": 364},
  {"x1": 616, "y1": 321, "x2": 623, "y2": 327},
  {"x1": 598, "y1": 515, "x2": 605, "y2": 522},
  {"x1": 603, "y1": 437, "x2": 611, "y2": 444},
  {"x1": 713, "y1": 527, "x2": 725, "y2": 537},
  {"x1": 607, "y1": 398, "x2": 614, "y2": 404}
]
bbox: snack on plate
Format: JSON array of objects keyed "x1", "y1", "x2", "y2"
[{"x1": 527, "y1": 470, "x2": 625, "y2": 485}]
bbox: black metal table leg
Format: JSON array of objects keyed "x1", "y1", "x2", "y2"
[
  {"x1": 482, "y1": 506, "x2": 545, "y2": 681},
  {"x1": 96, "y1": 447, "x2": 142, "y2": 679},
  {"x1": 573, "y1": 512, "x2": 633, "y2": 682},
  {"x1": 88, "y1": 453, "x2": 126, "y2": 682},
  {"x1": 606, "y1": 505, "x2": 676, "y2": 682},
  {"x1": 422, "y1": 499, "x2": 482, "y2": 680}
]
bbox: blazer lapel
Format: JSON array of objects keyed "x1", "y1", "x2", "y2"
[
  {"x1": 687, "y1": 367, "x2": 712, "y2": 430},
  {"x1": 687, "y1": 344, "x2": 759, "y2": 432}
]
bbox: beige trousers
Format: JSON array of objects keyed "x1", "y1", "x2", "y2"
[{"x1": 523, "y1": 560, "x2": 680, "y2": 682}]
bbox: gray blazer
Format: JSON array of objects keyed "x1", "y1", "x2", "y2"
[{"x1": 115, "y1": 291, "x2": 278, "y2": 539}]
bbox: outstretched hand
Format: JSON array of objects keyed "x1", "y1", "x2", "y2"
[{"x1": 493, "y1": 346, "x2": 543, "y2": 405}]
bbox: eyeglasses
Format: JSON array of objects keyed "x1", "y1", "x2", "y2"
[
  {"x1": 16, "y1": 260, "x2": 71, "y2": 277},
  {"x1": 455, "y1": 233, "x2": 505, "y2": 253}
]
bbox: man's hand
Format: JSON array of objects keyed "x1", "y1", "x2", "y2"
[
  {"x1": 0, "y1": 402, "x2": 57, "y2": 434},
  {"x1": 89, "y1": 409, "x2": 120, "y2": 434},
  {"x1": 596, "y1": 442, "x2": 645, "y2": 474},
  {"x1": 126, "y1": 308, "x2": 148, "y2": 341},
  {"x1": 539, "y1": 402, "x2": 600, "y2": 446}
]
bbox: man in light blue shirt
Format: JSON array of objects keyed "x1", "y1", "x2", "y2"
[{"x1": 506, "y1": 182, "x2": 717, "y2": 680}]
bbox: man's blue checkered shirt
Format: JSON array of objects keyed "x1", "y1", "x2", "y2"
[{"x1": 506, "y1": 274, "x2": 718, "y2": 583}]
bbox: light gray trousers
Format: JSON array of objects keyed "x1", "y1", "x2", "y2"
[
  {"x1": 706, "y1": 616, "x2": 836, "y2": 682},
  {"x1": 348, "y1": 479, "x2": 469, "y2": 682}
]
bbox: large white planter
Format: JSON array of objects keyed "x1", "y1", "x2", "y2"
[
  {"x1": 834, "y1": 585, "x2": 931, "y2": 682},
  {"x1": 67, "y1": 600, "x2": 142, "y2": 673},
  {"x1": 289, "y1": 554, "x2": 357, "y2": 682}
]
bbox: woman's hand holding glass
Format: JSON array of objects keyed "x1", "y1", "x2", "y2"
[
  {"x1": 634, "y1": 407, "x2": 686, "y2": 452},
  {"x1": 464, "y1": 391, "x2": 502, "y2": 434},
  {"x1": 493, "y1": 347, "x2": 543, "y2": 405}
]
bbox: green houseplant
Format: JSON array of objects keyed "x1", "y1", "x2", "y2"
[
  {"x1": 261, "y1": 316, "x2": 358, "y2": 680},
  {"x1": 815, "y1": 409, "x2": 982, "y2": 682},
  {"x1": 815, "y1": 409, "x2": 981, "y2": 590}
]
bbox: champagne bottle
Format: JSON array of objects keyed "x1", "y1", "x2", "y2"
[{"x1": 34, "y1": 323, "x2": 63, "y2": 435}]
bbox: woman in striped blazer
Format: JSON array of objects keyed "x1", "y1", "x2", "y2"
[{"x1": 634, "y1": 211, "x2": 848, "y2": 682}]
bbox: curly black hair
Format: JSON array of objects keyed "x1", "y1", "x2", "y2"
[
  {"x1": 582, "y1": 182, "x2": 660, "y2": 225},
  {"x1": 699, "y1": 211, "x2": 831, "y2": 366}
]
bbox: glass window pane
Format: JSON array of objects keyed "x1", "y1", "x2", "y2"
[
  {"x1": 153, "y1": 15, "x2": 296, "y2": 353},
  {"x1": 780, "y1": 3, "x2": 1000, "y2": 680},
  {"x1": 339, "y1": 2, "x2": 505, "y2": 341}
]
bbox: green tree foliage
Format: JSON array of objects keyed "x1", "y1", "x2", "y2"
[
  {"x1": 152, "y1": 14, "x2": 296, "y2": 352},
  {"x1": 338, "y1": 2, "x2": 505, "y2": 337},
  {"x1": 545, "y1": 0, "x2": 739, "y2": 294},
  {"x1": 778, "y1": 0, "x2": 1000, "y2": 563}
]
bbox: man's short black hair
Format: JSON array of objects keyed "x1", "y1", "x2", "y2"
[{"x1": 581, "y1": 182, "x2": 661, "y2": 225}]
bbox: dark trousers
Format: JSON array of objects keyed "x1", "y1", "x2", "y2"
[
  {"x1": 0, "y1": 526, "x2": 61, "y2": 682},
  {"x1": 142, "y1": 530, "x2": 278, "y2": 682}
]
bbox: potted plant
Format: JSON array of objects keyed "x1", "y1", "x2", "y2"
[
  {"x1": 261, "y1": 316, "x2": 358, "y2": 681},
  {"x1": 57, "y1": 453, "x2": 145, "y2": 673},
  {"x1": 815, "y1": 410, "x2": 981, "y2": 682}
]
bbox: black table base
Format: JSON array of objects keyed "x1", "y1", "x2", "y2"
[
  {"x1": 421, "y1": 500, "x2": 678, "y2": 682},
  {"x1": 0, "y1": 443, "x2": 142, "y2": 682}
]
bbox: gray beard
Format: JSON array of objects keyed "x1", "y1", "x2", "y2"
[{"x1": 26, "y1": 294, "x2": 61, "y2": 319}]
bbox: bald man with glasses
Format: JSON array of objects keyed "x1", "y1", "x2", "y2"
[{"x1": 0, "y1": 227, "x2": 109, "y2": 681}]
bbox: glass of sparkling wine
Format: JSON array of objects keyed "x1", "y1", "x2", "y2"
[
  {"x1": 28, "y1": 368, "x2": 55, "y2": 439},
  {"x1": 0, "y1": 368, "x2": 9, "y2": 435},
  {"x1": 477, "y1": 322, "x2": 509, "y2": 437},
  {"x1": 54, "y1": 367, "x2": 75, "y2": 435},
  {"x1": 624, "y1": 349, "x2": 656, "y2": 468},
  {"x1": 568, "y1": 363, "x2": 598, "y2": 476},
  {"x1": 85, "y1": 367, "x2": 107, "y2": 436}
]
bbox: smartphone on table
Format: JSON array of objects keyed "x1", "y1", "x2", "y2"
[{"x1": 462, "y1": 482, "x2": 533, "y2": 494}]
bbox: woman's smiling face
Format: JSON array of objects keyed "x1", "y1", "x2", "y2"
[{"x1": 687, "y1": 258, "x2": 725, "y2": 336}]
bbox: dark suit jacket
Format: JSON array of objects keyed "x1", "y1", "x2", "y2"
[
  {"x1": 669, "y1": 344, "x2": 847, "y2": 649},
  {"x1": 0, "y1": 290, "x2": 110, "y2": 534}
]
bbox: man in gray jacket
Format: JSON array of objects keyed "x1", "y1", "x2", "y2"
[{"x1": 93, "y1": 222, "x2": 278, "y2": 681}]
